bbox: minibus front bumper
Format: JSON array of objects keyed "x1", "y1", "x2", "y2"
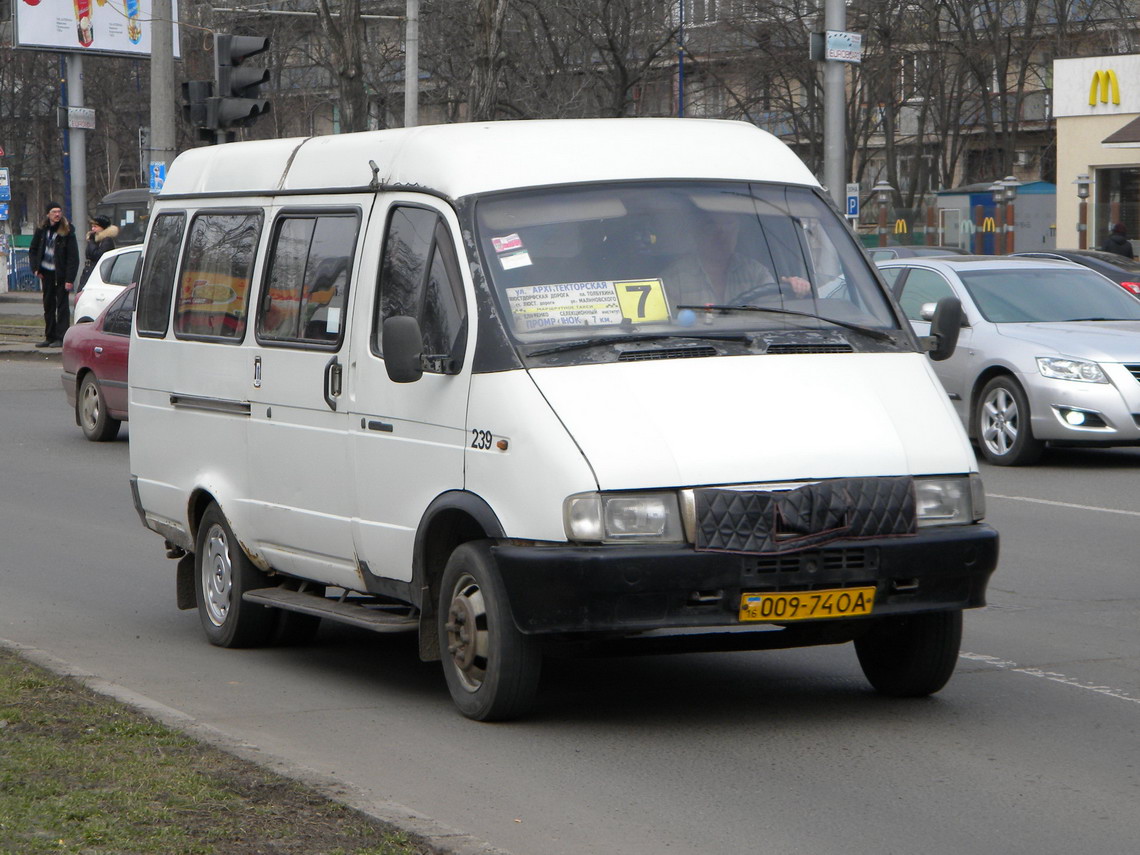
[{"x1": 493, "y1": 524, "x2": 998, "y2": 636}]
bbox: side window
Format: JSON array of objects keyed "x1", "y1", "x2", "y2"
[
  {"x1": 173, "y1": 210, "x2": 262, "y2": 341},
  {"x1": 376, "y1": 206, "x2": 468, "y2": 372},
  {"x1": 136, "y1": 213, "x2": 185, "y2": 337},
  {"x1": 898, "y1": 268, "x2": 955, "y2": 320},
  {"x1": 106, "y1": 250, "x2": 142, "y2": 286},
  {"x1": 257, "y1": 211, "x2": 357, "y2": 346},
  {"x1": 102, "y1": 288, "x2": 137, "y2": 337}
]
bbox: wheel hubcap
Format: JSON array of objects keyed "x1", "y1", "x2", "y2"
[
  {"x1": 80, "y1": 382, "x2": 100, "y2": 429},
  {"x1": 981, "y1": 387, "x2": 1019, "y2": 456},
  {"x1": 202, "y1": 525, "x2": 233, "y2": 627},
  {"x1": 445, "y1": 574, "x2": 489, "y2": 693}
]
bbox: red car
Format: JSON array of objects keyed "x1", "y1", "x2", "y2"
[{"x1": 61, "y1": 285, "x2": 135, "y2": 441}]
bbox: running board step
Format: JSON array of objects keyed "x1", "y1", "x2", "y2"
[{"x1": 243, "y1": 587, "x2": 418, "y2": 634}]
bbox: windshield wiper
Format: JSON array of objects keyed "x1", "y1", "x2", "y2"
[
  {"x1": 677, "y1": 304, "x2": 896, "y2": 342},
  {"x1": 524, "y1": 332, "x2": 753, "y2": 357},
  {"x1": 1062, "y1": 317, "x2": 1130, "y2": 322}
]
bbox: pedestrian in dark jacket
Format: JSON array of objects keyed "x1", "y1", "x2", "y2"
[
  {"x1": 1102, "y1": 222, "x2": 1135, "y2": 259},
  {"x1": 80, "y1": 215, "x2": 120, "y2": 289},
  {"x1": 28, "y1": 201, "x2": 81, "y2": 348}
]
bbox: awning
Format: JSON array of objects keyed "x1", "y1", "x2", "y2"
[{"x1": 1102, "y1": 115, "x2": 1140, "y2": 147}]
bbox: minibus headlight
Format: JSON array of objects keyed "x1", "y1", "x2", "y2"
[
  {"x1": 914, "y1": 475, "x2": 985, "y2": 526},
  {"x1": 564, "y1": 492, "x2": 685, "y2": 543}
]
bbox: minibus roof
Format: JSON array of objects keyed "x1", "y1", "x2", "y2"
[{"x1": 158, "y1": 118, "x2": 820, "y2": 200}]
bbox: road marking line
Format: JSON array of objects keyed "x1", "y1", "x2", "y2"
[
  {"x1": 987, "y1": 493, "x2": 1140, "y2": 517},
  {"x1": 961, "y1": 651, "x2": 1140, "y2": 705}
]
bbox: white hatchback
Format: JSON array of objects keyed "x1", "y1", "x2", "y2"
[{"x1": 74, "y1": 245, "x2": 143, "y2": 323}]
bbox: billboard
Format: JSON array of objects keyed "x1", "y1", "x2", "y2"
[{"x1": 14, "y1": 0, "x2": 181, "y2": 59}]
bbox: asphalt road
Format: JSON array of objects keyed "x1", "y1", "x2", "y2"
[{"x1": 2, "y1": 357, "x2": 1138, "y2": 855}]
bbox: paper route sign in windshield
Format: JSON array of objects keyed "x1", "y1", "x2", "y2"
[{"x1": 506, "y1": 278, "x2": 670, "y2": 332}]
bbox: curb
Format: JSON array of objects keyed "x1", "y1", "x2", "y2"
[{"x1": 0, "y1": 637, "x2": 515, "y2": 855}]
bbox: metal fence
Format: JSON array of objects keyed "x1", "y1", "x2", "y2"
[{"x1": 6, "y1": 249, "x2": 39, "y2": 292}]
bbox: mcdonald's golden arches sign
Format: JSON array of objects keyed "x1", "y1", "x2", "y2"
[
  {"x1": 1089, "y1": 69, "x2": 1120, "y2": 106},
  {"x1": 1054, "y1": 56, "x2": 1140, "y2": 116}
]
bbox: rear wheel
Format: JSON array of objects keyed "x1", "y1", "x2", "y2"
[
  {"x1": 974, "y1": 376, "x2": 1044, "y2": 465},
  {"x1": 438, "y1": 542, "x2": 541, "y2": 721},
  {"x1": 77, "y1": 374, "x2": 120, "y2": 442},
  {"x1": 855, "y1": 610, "x2": 963, "y2": 697},
  {"x1": 195, "y1": 503, "x2": 276, "y2": 648}
]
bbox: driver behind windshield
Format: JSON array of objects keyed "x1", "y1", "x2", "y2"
[{"x1": 663, "y1": 209, "x2": 812, "y2": 308}]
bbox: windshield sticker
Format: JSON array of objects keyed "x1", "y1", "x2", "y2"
[
  {"x1": 506, "y1": 279, "x2": 670, "y2": 331},
  {"x1": 499, "y1": 249, "x2": 532, "y2": 270},
  {"x1": 492, "y1": 233, "x2": 533, "y2": 270},
  {"x1": 492, "y1": 234, "x2": 524, "y2": 253}
]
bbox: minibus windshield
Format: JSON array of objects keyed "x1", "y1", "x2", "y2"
[{"x1": 474, "y1": 181, "x2": 900, "y2": 351}]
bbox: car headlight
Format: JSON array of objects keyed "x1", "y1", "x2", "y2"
[
  {"x1": 564, "y1": 492, "x2": 685, "y2": 543},
  {"x1": 1037, "y1": 356, "x2": 1108, "y2": 383},
  {"x1": 914, "y1": 475, "x2": 985, "y2": 527}
]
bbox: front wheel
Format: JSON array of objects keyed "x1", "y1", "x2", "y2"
[
  {"x1": 855, "y1": 610, "x2": 963, "y2": 697},
  {"x1": 974, "y1": 376, "x2": 1044, "y2": 465},
  {"x1": 77, "y1": 374, "x2": 120, "y2": 442},
  {"x1": 438, "y1": 542, "x2": 541, "y2": 721},
  {"x1": 195, "y1": 502, "x2": 276, "y2": 648}
]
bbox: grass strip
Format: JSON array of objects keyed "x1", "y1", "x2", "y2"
[{"x1": 0, "y1": 647, "x2": 424, "y2": 855}]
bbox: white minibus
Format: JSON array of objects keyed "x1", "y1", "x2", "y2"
[{"x1": 129, "y1": 119, "x2": 997, "y2": 720}]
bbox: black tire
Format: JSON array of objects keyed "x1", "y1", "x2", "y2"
[
  {"x1": 77, "y1": 373, "x2": 121, "y2": 442},
  {"x1": 195, "y1": 502, "x2": 277, "y2": 648},
  {"x1": 855, "y1": 610, "x2": 963, "y2": 697},
  {"x1": 438, "y1": 542, "x2": 541, "y2": 721},
  {"x1": 974, "y1": 375, "x2": 1044, "y2": 466}
]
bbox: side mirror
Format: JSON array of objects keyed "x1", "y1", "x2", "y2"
[
  {"x1": 382, "y1": 315, "x2": 424, "y2": 383},
  {"x1": 923, "y1": 297, "x2": 963, "y2": 362}
]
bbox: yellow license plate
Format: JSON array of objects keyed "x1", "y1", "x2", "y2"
[{"x1": 739, "y1": 587, "x2": 876, "y2": 622}]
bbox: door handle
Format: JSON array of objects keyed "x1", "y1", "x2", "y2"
[{"x1": 323, "y1": 357, "x2": 341, "y2": 411}]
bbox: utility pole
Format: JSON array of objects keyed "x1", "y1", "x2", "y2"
[
  {"x1": 823, "y1": 0, "x2": 846, "y2": 209},
  {"x1": 405, "y1": 0, "x2": 419, "y2": 127},
  {"x1": 65, "y1": 54, "x2": 88, "y2": 239},
  {"x1": 149, "y1": 0, "x2": 177, "y2": 191}
]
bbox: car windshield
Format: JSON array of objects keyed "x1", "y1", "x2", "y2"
[
  {"x1": 958, "y1": 267, "x2": 1140, "y2": 322},
  {"x1": 473, "y1": 181, "x2": 899, "y2": 349}
]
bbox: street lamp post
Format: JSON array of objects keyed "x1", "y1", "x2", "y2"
[
  {"x1": 1003, "y1": 175, "x2": 1021, "y2": 254},
  {"x1": 1074, "y1": 174, "x2": 1091, "y2": 250},
  {"x1": 873, "y1": 180, "x2": 894, "y2": 247}
]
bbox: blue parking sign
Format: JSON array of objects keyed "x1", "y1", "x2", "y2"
[{"x1": 845, "y1": 183, "x2": 859, "y2": 218}]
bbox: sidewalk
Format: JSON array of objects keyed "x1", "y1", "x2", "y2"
[{"x1": 0, "y1": 290, "x2": 59, "y2": 358}]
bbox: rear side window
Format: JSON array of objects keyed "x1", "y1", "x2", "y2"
[
  {"x1": 257, "y1": 211, "x2": 358, "y2": 346},
  {"x1": 136, "y1": 213, "x2": 185, "y2": 337},
  {"x1": 375, "y1": 206, "x2": 467, "y2": 372},
  {"x1": 173, "y1": 211, "x2": 262, "y2": 341},
  {"x1": 103, "y1": 250, "x2": 142, "y2": 287},
  {"x1": 102, "y1": 288, "x2": 137, "y2": 337}
]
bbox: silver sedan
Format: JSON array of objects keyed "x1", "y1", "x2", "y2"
[{"x1": 877, "y1": 256, "x2": 1140, "y2": 465}]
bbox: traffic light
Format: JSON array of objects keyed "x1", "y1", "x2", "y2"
[
  {"x1": 210, "y1": 33, "x2": 271, "y2": 132},
  {"x1": 181, "y1": 80, "x2": 215, "y2": 142}
]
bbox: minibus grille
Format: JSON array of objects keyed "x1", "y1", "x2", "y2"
[
  {"x1": 763, "y1": 343, "x2": 853, "y2": 354},
  {"x1": 1125, "y1": 364, "x2": 1140, "y2": 382},
  {"x1": 741, "y1": 548, "x2": 875, "y2": 576},
  {"x1": 618, "y1": 346, "x2": 718, "y2": 361}
]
